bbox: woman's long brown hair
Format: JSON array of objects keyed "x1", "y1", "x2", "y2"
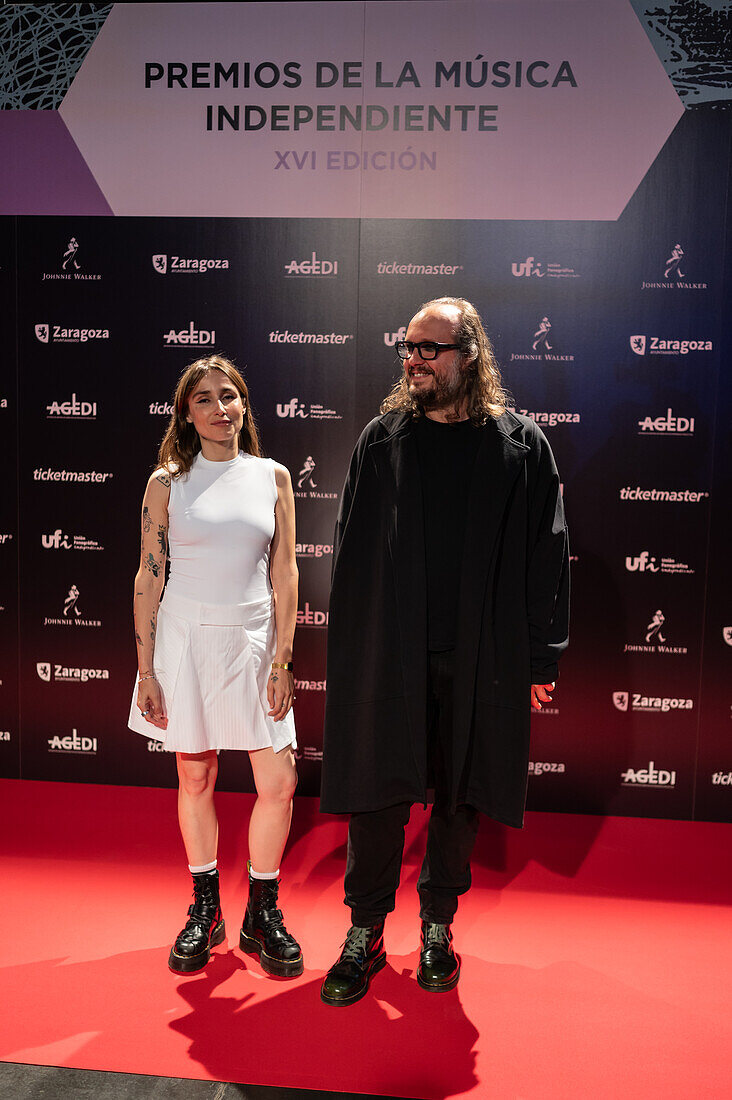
[{"x1": 157, "y1": 355, "x2": 261, "y2": 477}]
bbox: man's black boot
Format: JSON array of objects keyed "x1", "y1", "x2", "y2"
[
  {"x1": 239, "y1": 869, "x2": 303, "y2": 977},
  {"x1": 168, "y1": 870, "x2": 226, "y2": 974},
  {"x1": 416, "y1": 920, "x2": 461, "y2": 991},
  {"x1": 320, "y1": 922, "x2": 386, "y2": 1007}
]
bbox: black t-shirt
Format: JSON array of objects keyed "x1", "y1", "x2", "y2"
[{"x1": 414, "y1": 416, "x2": 482, "y2": 651}]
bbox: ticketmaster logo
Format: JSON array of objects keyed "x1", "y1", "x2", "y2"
[
  {"x1": 294, "y1": 679, "x2": 326, "y2": 691},
  {"x1": 619, "y1": 487, "x2": 708, "y2": 502},
  {"x1": 33, "y1": 468, "x2": 113, "y2": 484},
  {"x1": 269, "y1": 330, "x2": 353, "y2": 344},
  {"x1": 377, "y1": 262, "x2": 462, "y2": 275}
]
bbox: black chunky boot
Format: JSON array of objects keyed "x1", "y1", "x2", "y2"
[
  {"x1": 320, "y1": 922, "x2": 386, "y2": 1007},
  {"x1": 168, "y1": 870, "x2": 226, "y2": 974},
  {"x1": 416, "y1": 921, "x2": 460, "y2": 991},
  {"x1": 239, "y1": 867, "x2": 303, "y2": 977}
]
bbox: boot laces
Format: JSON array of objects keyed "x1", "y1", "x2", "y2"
[
  {"x1": 341, "y1": 925, "x2": 372, "y2": 962},
  {"x1": 190, "y1": 877, "x2": 218, "y2": 921},
  {"x1": 424, "y1": 922, "x2": 450, "y2": 948}
]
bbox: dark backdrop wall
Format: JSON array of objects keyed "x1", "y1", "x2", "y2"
[{"x1": 1, "y1": 1, "x2": 730, "y2": 820}]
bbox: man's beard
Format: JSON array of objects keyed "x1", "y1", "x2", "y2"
[{"x1": 409, "y1": 359, "x2": 468, "y2": 415}]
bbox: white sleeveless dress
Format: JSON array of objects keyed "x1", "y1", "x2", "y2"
[{"x1": 128, "y1": 452, "x2": 296, "y2": 754}]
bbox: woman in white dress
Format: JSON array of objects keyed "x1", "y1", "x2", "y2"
[{"x1": 129, "y1": 355, "x2": 302, "y2": 977}]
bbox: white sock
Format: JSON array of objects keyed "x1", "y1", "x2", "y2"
[
  {"x1": 189, "y1": 859, "x2": 217, "y2": 875},
  {"x1": 250, "y1": 866, "x2": 279, "y2": 880}
]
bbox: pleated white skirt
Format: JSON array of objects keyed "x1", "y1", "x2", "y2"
[{"x1": 128, "y1": 590, "x2": 296, "y2": 754}]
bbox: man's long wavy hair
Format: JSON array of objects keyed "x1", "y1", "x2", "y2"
[
  {"x1": 157, "y1": 356, "x2": 261, "y2": 478},
  {"x1": 380, "y1": 297, "x2": 508, "y2": 423}
]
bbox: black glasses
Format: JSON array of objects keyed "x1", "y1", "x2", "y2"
[{"x1": 395, "y1": 340, "x2": 462, "y2": 361}]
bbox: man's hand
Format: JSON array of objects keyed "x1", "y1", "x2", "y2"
[{"x1": 531, "y1": 682, "x2": 555, "y2": 711}]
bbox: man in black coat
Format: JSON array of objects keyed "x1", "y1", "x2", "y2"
[{"x1": 320, "y1": 297, "x2": 569, "y2": 1006}]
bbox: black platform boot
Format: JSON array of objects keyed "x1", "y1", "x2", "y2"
[
  {"x1": 320, "y1": 922, "x2": 386, "y2": 1006},
  {"x1": 416, "y1": 920, "x2": 460, "y2": 991},
  {"x1": 168, "y1": 870, "x2": 226, "y2": 974},
  {"x1": 239, "y1": 867, "x2": 303, "y2": 977}
]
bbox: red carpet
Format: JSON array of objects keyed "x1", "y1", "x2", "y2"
[{"x1": 1, "y1": 778, "x2": 731, "y2": 1098}]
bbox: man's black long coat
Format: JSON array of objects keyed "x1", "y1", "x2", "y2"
[{"x1": 320, "y1": 409, "x2": 569, "y2": 828}]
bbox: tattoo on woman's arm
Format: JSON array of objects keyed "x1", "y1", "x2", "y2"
[
  {"x1": 156, "y1": 472, "x2": 171, "y2": 488},
  {"x1": 144, "y1": 552, "x2": 159, "y2": 577},
  {"x1": 156, "y1": 525, "x2": 167, "y2": 556},
  {"x1": 142, "y1": 506, "x2": 152, "y2": 533}
]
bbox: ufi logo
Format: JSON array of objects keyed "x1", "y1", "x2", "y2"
[
  {"x1": 625, "y1": 551, "x2": 658, "y2": 573},
  {"x1": 625, "y1": 550, "x2": 693, "y2": 576},
  {"x1": 42, "y1": 530, "x2": 71, "y2": 549},
  {"x1": 277, "y1": 398, "x2": 308, "y2": 419},
  {"x1": 384, "y1": 327, "x2": 407, "y2": 347},
  {"x1": 512, "y1": 257, "x2": 579, "y2": 279}
]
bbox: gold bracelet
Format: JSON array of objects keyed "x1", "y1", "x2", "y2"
[{"x1": 271, "y1": 661, "x2": 293, "y2": 672}]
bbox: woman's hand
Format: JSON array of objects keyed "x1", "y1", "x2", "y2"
[
  {"x1": 267, "y1": 667, "x2": 294, "y2": 722},
  {"x1": 136, "y1": 677, "x2": 168, "y2": 729}
]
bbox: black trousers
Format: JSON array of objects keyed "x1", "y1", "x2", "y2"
[{"x1": 345, "y1": 650, "x2": 480, "y2": 926}]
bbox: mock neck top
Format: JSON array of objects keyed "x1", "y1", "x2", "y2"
[{"x1": 166, "y1": 452, "x2": 277, "y2": 606}]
